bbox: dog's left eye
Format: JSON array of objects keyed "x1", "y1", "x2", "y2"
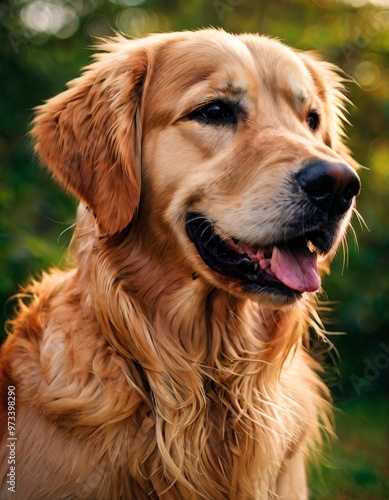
[
  {"x1": 190, "y1": 101, "x2": 237, "y2": 124},
  {"x1": 307, "y1": 111, "x2": 320, "y2": 131}
]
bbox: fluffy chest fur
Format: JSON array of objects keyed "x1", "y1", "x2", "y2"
[{"x1": 5, "y1": 247, "x2": 327, "y2": 499}]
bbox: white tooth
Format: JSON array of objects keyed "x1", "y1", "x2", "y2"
[{"x1": 307, "y1": 241, "x2": 316, "y2": 253}]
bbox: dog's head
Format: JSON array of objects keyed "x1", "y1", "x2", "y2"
[{"x1": 32, "y1": 29, "x2": 360, "y2": 306}]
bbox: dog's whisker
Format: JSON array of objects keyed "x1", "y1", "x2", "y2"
[
  {"x1": 57, "y1": 222, "x2": 77, "y2": 243},
  {"x1": 340, "y1": 236, "x2": 349, "y2": 274},
  {"x1": 348, "y1": 222, "x2": 359, "y2": 252},
  {"x1": 353, "y1": 207, "x2": 369, "y2": 232},
  {"x1": 195, "y1": 220, "x2": 213, "y2": 239}
]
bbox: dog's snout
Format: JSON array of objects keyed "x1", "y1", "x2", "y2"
[{"x1": 297, "y1": 160, "x2": 360, "y2": 216}]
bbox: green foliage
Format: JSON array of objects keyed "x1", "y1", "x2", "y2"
[{"x1": 309, "y1": 395, "x2": 389, "y2": 499}]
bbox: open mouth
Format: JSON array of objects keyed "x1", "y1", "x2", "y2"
[{"x1": 186, "y1": 213, "x2": 331, "y2": 298}]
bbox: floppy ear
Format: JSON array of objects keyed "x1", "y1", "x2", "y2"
[
  {"x1": 298, "y1": 52, "x2": 360, "y2": 171},
  {"x1": 32, "y1": 37, "x2": 155, "y2": 234}
]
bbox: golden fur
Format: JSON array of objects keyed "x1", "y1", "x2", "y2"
[{"x1": 0, "y1": 30, "x2": 359, "y2": 499}]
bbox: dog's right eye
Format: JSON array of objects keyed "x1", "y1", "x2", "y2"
[{"x1": 189, "y1": 101, "x2": 237, "y2": 124}]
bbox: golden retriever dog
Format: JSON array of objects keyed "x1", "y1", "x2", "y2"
[{"x1": 0, "y1": 29, "x2": 360, "y2": 499}]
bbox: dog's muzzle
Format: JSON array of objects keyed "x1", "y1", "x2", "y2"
[{"x1": 185, "y1": 160, "x2": 360, "y2": 299}]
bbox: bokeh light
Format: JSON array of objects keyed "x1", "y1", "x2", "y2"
[
  {"x1": 353, "y1": 60, "x2": 382, "y2": 89},
  {"x1": 341, "y1": 0, "x2": 389, "y2": 6},
  {"x1": 21, "y1": 1, "x2": 79, "y2": 38}
]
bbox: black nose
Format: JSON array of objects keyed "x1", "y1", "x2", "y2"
[{"x1": 296, "y1": 160, "x2": 360, "y2": 216}]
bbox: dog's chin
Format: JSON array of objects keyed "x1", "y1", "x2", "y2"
[{"x1": 185, "y1": 212, "x2": 336, "y2": 305}]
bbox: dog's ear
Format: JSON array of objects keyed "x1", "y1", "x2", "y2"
[
  {"x1": 298, "y1": 52, "x2": 360, "y2": 171},
  {"x1": 32, "y1": 37, "x2": 158, "y2": 234}
]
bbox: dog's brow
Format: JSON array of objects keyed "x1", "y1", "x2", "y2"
[
  {"x1": 284, "y1": 77, "x2": 313, "y2": 112},
  {"x1": 226, "y1": 82, "x2": 246, "y2": 96},
  {"x1": 295, "y1": 91, "x2": 308, "y2": 103},
  {"x1": 215, "y1": 76, "x2": 247, "y2": 97}
]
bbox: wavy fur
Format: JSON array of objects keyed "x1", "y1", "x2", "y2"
[{"x1": 0, "y1": 29, "x2": 359, "y2": 499}]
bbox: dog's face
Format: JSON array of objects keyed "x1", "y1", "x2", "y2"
[{"x1": 32, "y1": 30, "x2": 360, "y2": 306}]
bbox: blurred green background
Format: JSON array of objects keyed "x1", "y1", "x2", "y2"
[{"x1": 0, "y1": 0, "x2": 388, "y2": 497}]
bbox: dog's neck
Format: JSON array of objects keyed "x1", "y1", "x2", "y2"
[{"x1": 74, "y1": 211, "x2": 311, "y2": 374}]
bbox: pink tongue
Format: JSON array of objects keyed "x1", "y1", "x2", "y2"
[{"x1": 270, "y1": 245, "x2": 320, "y2": 293}]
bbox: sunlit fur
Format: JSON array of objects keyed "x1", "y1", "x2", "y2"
[{"x1": 0, "y1": 30, "x2": 359, "y2": 499}]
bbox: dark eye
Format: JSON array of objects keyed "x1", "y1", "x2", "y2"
[
  {"x1": 189, "y1": 100, "x2": 237, "y2": 124},
  {"x1": 307, "y1": 111, "x2": 320, "y2": 131}
]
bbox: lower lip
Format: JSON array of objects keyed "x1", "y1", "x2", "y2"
[{"x1": 186, "y1": 213, "x2": 301, "y2": 299}]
